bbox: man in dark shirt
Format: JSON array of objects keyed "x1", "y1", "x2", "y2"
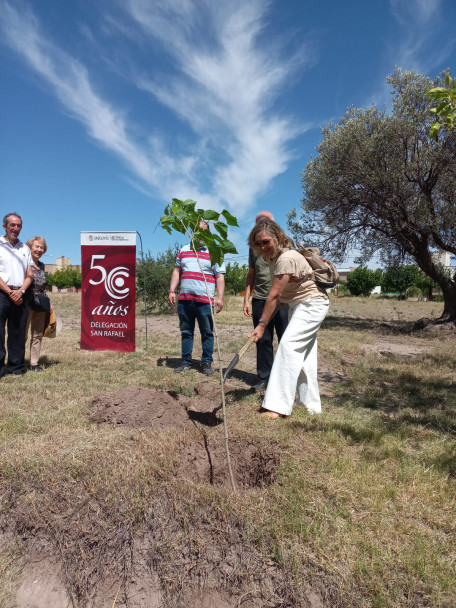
[{"x1": 243, "y1": 211, "x2": 288, "y2": 391}]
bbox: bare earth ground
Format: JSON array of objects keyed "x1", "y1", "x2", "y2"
[{"x1": 5, "y1": 302, "x2": 453, "y2": 608}]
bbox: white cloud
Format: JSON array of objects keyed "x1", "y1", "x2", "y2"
[
  {"x1": 117, "y1": 0, "x2": 313, "y2": 212},
  {"x1": 0, "y1": 0, "x2": 313, "y2": 217},
  {"x1": 388, "y1": 0, "x2": 444, "y2": 72}
]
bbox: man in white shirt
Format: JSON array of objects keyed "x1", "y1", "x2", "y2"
[{"x1": 0, "y1": 213, "x2": 34, "y2": 377}]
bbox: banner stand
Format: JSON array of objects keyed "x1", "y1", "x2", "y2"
[
  {"x1": 81, "y1": 231, "x2": 136, "y2": 352},
  {"x1": 137, "y1": 231, "x2": 148, "y2": 351}
]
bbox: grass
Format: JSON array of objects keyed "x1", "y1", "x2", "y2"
[{"x1": 1, "y1": 293, "x2": 455, "y2": 607}]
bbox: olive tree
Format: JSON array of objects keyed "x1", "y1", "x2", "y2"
[{"x1": 288, "y1": 69, "x2": 456, "y2": 326}]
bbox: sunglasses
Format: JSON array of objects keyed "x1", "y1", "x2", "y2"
[{"x1": 254, "y1": 238, "x2": 272, "y2": 247}]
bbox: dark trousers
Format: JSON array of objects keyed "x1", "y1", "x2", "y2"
[
  {"x1": 0, "y1": 291, "x2": 29, "y2": 377},
  {"x1": 252, "y1": 297, "x2": 288, "y2": 380},
  {"x1": 177, "y1": 300, "x2": 214, "y2": 365}
]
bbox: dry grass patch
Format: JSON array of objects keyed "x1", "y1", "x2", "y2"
[{"x1": 0, "y1": 293, "x2": 455, "y2": 607}]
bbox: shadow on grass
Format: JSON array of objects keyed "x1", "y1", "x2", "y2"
[
  {"x1": 329, "y1": 372, "x2": 456, "y2": 435},
  {"x1": 223, "y1": 367, "x2": 257, "y2": 386}
]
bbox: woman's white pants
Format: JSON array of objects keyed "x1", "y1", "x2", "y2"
[{"x1": 262, "y1": 299, "x2": 329, "y2": 416}]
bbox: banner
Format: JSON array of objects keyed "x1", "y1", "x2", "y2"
[{"x1": 81, "y1": 232, "x2": 136, "y2": 352}]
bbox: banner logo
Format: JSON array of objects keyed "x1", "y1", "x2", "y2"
[{"x1": 88, "y1": 255, "x2": 130, "y2": 299}]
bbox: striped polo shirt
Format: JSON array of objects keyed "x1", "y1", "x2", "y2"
[{"x1": 176, "y1": 244, "x2": 226, "y2": 304}]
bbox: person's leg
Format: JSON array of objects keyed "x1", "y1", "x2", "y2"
[
  {"x1": 195, "y1": 303, "x2": 214, "y2": 364},
  {"x1": 29, "y1": 310, "x2": 47, "y2": 368},
  {"x1": 252, "y1": 298, "x2": 274, "y2": 381},
  {"x1": 177, "y1": 300, "x2": 195, "y2": 366},
  {"x1": 0, "y1": 293, "x2": 9, "y2": 378},
  {"x1": 6, "y1": 301, "x2": 29, "y2": 374},
  {"x1": 261, "y1": 300, "x2": 329, "y2": 416},
  {"x1": 274, "y1": 303, "x2": 289, "y2": 342}
]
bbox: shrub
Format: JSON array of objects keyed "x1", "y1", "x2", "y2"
[
  {"x1": 136, "y1": 245, "x2": 181, "y2": 313},
  {"x1": 406, "y1": 286, "x2": 422, "y2": 298},
  {"x1": 346, "y1": 267, "x2": 382, "y2": 297},
  {"x1": 225, "y1": 262, "x2": 248, "y2": 295},
  {"x1": 381, "y1": 265, "x2": 420, "y2": 296}
]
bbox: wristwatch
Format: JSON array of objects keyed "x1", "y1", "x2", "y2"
[
  {"x1": 20, "y1": 289, "x2": 25, "y2": 294},
  {"x1": 259, "y1": 318, "x2": 268, "y2": 325}
]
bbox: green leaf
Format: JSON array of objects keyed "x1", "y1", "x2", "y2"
[
  {"x1": 219, "y1": 239, "x2": 238, "y2": 254},
  {"x1": 171, "y1": 218, "x2": 186, "y2": 234},
  {"x1": 201, "y1": 209, "x2": 220, "y2": 221},
  {"x1": 182, "y1": 199, "x2": 196, "y2": 211},
  {"x1": 221, "y1": 209, "x2": 239, "y2": 226},
  {"x1": 206, "y1": 241, "x2": 222, "y2": 266},
  {"x1": 430, "y1": 122, "x2": 441, "y2": 138},
  {"x1": 213, "y1": 221, "x2": 228, "y2": 239}
]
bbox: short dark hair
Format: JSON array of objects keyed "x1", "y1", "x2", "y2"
[{"x1": 3, "y1": 212, "x2": 22, "y2": 227}]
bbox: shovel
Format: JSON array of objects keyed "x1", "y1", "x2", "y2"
[{"x1": 222, "y1": 306, "x2": 280, "y2": 383}]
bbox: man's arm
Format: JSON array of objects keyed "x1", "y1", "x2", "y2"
[
  {"x1": 0, "y1": 277, "x2": 12, "y2": 295},
  {"x1": 215, "y1": 273, "x2": 225, "y2": 313},
  {"x1": 168, "y1": 267, "x2": 181, "y2": 307},
  {"x1": 4, "y1": 266, "x2": 34, "y2": 305},
  {"x1": 243, "y1": 267, "x2": 255, "y2": 317}
]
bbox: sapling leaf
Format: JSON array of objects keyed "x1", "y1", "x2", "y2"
[
  {"x1": 202, "y1": 210, "x2": 220, "y2": 221},
  {"x1": 221, "y1": 210, "x2": 239, "y2": 226},
  {"x1": 219, "y1": 239, "x2": 238, "y2": 254},
  {"x1": 214, "y1": 221, "x2": 228, "y2": 239}
]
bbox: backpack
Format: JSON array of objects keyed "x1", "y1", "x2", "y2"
[{"x1": 297, "y1": 245, "x2": 339, "y2": 289}]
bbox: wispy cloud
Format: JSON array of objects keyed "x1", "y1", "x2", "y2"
[
  {"x1": 0, "y1": 0, "x2": 313, "y2": 217},
  {"x1": 367, "y1": 0, "x2": 447, "y2": 109},
  {"x1": 389, "y1": 0, "x2": 445, "y2": 72}
]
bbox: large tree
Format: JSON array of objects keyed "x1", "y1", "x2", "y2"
[{"x1": 288, "y1": 69, "x2": 456, "y2": 326}]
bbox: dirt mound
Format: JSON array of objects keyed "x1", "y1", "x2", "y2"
[
  {"x1": 89, "y1": 386, "x2": 279, "y2": 492},
  {"x1": 89, "y1": 386, "x2": 212, "y2": 430}
]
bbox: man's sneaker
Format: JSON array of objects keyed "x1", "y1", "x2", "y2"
[
  {"x1": 29, "y1": 365, "x2": 43, "y2": 372},
  {"x1": 201, "y1": 363, "x2": 214, "y2": 376},
  {"x1": 175, "y1": 363, "x2": 192, "y2": 373}
]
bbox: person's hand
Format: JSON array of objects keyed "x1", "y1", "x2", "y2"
[
  {"x1": 215, "y1": 297, "x2": 224, "y2": 313},
  {"x1": 168, "y1": 291, "x2": 176, "y2": 307},
  {"x1": 9, "y1": 289, "x2": 22, "y2": 304},
  {"x1": 249, "y1": 323, "x2": 265, "y2": 343},
  {"x1": 243, "y1": 300, "x2": 252, "y2": 317}
]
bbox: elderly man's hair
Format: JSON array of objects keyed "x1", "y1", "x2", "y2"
[
  {"x1": 248, "y1": 219, "x2": 294, "y2": 259},
  {"x1": 255, "y1": 210, "x2": 274, "y2": 223},
  {"x1": 26, "y1": 236, "x2": 48, "y2": 253},
  {"x1": 3, "y1": 212, "x2": 22, "y2": 227}
]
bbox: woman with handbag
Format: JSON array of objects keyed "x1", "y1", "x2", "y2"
[{"x1": 26, "y1": 236, "x2": 51, "y2": 372}]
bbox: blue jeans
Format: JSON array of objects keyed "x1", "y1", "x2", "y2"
[{"x1": 177, "y1": 300, "x2": 214, "y2": 365}]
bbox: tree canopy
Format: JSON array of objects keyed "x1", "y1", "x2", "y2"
[
  {"x1": 346, "y1": 267, "x2": 382, "y2": 297},
  {"x1": 288, "y1": 69, "x2": 456, "y2": 324}
]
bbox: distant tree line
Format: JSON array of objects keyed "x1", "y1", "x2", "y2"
[
  {"x1": 46, "y1": 266, "x2": 81, "y2": 291},
  {"x1": 343, "y1": 265, "x2": 446, "y2": 299}
]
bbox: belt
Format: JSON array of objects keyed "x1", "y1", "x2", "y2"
[{"x1": 7, "y1": 285, "x2": 21, "y2": 290}]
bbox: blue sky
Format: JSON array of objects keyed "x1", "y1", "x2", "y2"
[{"x1": 1, "y1": 0, "x2": 455, "y2": 267}]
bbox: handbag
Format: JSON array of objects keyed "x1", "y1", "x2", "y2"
[{"x1": 31, "y1": 293, "x2": 51, "y2": 313}]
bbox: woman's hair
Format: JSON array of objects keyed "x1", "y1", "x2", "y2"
[
  {"x1": 248, "y1": 219, "x2": 294, "y2": 259},
  {"x1": 26, "y1": 236, "x2": 47, "y2": 253}
]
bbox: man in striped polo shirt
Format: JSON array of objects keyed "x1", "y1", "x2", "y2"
[{"x1": 168, "y1": 221, "x2": 226, "y2": 375}]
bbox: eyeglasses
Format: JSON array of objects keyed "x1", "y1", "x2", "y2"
[{"x1": 254, "y1": 239, "x2": 272, "y2": 247}]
